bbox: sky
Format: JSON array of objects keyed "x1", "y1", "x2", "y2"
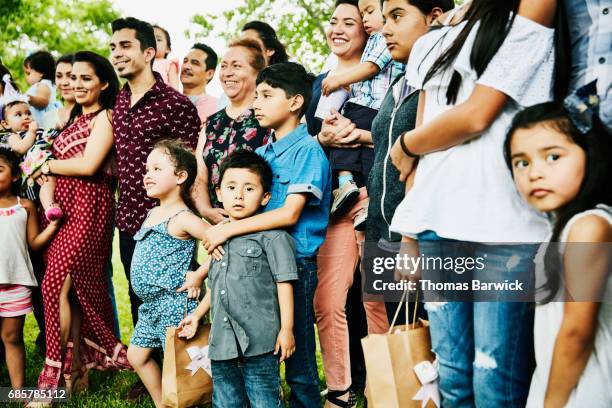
[{"x1": 111, "y1": 0, "x2": 242, "y2": 96}]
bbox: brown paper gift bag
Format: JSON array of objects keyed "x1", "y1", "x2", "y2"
[
  {"x1": 362, "y1": 290, "x2": 438, "y2": 408},
  {"x1": 162, "y1": 323, "x2": 213, "y2": 407}
]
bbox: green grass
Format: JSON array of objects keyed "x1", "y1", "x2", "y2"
[{"x1": 1, "y1": 232, "x2": 366, "y2": 407}]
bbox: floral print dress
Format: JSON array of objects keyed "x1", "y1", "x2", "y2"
[{"x1": 202, "y1": 108, "x2": 271, "y2": 208}]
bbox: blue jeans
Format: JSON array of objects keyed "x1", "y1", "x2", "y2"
[
  {"x1": 418, "y1": 231, "x2": 535, "y2": 408},
  {"x1": 285, "y1": 257, "x2": 320, "y2": 407},
  {"x1": 211, "y1": 352, "x2": 281, "y2": 408}
]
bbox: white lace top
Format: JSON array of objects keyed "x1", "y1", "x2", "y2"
[
  {"x1": 527, "y1": 205, "x2": 612, "y2": 407},
  {"x1": 390, "y1": 15, "x2": 554, "y2": 242}
]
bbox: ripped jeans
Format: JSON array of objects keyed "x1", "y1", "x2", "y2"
[{"x1": 417, "y1": 231, "x2": 535, "y2": 408}]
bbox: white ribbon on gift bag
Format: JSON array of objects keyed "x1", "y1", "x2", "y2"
[
  {"x1": 185, "y1": 345, "x2": 212, "y2": 376},
  {"x1": 412, "y1": 359, "x2": 441, "y2": 408}
]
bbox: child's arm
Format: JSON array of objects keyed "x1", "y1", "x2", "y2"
[
  {"x1": 274, "y1": 282, "x2": 295, "y2": 362},
  {"x1": 178, "y1": 290, "x2": 211, "y2": 339},
  {"x1": 202, "y1": 194, "x2": 308, "y2": 253},
  {"x1": 322, "y1": 61, "x2": 380, "y2": 96},
  {"x1": 7, "y1": 122, "x2": 38, "y2": 155},
  {"x1": 38, "y1": 110, "x2": 112, "y2": 178},
  {"x1": 168, "y1": 63, "x2": 180, "y2": 90},
  {"x1": 23, "y1": 198, "x2": 59, "y2": 250},
  {"x1": 544, "y1": 215, "x2": 611, "y2": 408},
  {"x1": 171, "y1": 211, "x2": 225, "y2": 260},
  {"x1": 27, "y1": 84, "x2": 51, "y2": 110},
  {"x1": 176, "y1": 259, "x2": 211, "y2": 299}
]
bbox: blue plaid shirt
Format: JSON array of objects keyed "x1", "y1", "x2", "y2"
[
  {"x1": 256, "y1": 124, "x2": 332, "y2": 258},
  {"x1": 348, "y1": 32, "x2": 405, "y2": 110},
  {"x1": 565, "y1": 0, "x2": 611, "y2": 129}
]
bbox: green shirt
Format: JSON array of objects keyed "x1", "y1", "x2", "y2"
[{"x1": 208, "y1": 230, "x2": 298, "y2": 361}]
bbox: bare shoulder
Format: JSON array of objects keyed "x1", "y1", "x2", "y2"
[{"x1": 567, "y1": 214, "x2": 612, "y2": 243}]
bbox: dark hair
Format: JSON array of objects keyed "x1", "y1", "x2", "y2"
[
  {"x1": 111, "y1": 17, "x2": 157, "y2": 54},
  {"x1": 423, "y1": 0, "x2": 570, "y2": 105},
  {"x1": 256, "y1": 62, "x2": 315, "y2": 118},
  {"x1": 24, "y1": 51, "x2": 56, "y2": 82},
  {"x1": 2, "y1": 101, "x2": 29, "y2": 122},
  {"x1": 0, "y1": 146, "x2": 21, "y2": 195},
  {"x1": 153, "y1": 25, "x2": 172, "y2": 58},
  {"x1": 218, "y1": 150, "x2": 273, "y2": 193},
  {"x1": 504, "y1": 102, "x2": 612, "y2": 302},
  {"x1": 192, "y1": 43, "x2": 218, "y2": 71},
  {"x1": 227, "y1": 38, "x2": 267, "y2": 73},
  {"x1": 56, "y1": 53, "x2": 75, "y2": 66},
  {"x1": 335, "y1": 0, "x2": 359, "y2": 7},
  {"x1": 65, "y1": 51, "x2": 120, "y2": 129},
  {"x1": 242, "y1": 21, "x2": 289, "y2": 65},
  {"x1": 153, "y1": 139, "x2": 198, "y2": 214},
  {"x1": 0, "y1": 62, "x2": 20, "y2": 94},
  {"x1": 380, "y1": 0, "x2": 454, "y2": 15}
]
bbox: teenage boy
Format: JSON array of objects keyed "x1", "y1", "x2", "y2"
[
  {"x1": 202, "y1": 62, "x2": 331, "y2": 408},
  {"x1": 180, "y1": 150, "x2": 297, "y2": 407}
]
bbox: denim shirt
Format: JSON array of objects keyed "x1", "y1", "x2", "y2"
[
  {"x1": 256, "y1": 124, "x2": 332, "y2": 258},
  {"x1": 208, "y1": 230, "x2": 298, "y2": 361}
]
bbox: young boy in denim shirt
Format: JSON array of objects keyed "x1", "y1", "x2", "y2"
[
  {"x1": 202, "y1": 62, "x2": 332, "y2": 407},
  {"x1": 180, "y1": 150, "x2": 298, "y2": 407}
]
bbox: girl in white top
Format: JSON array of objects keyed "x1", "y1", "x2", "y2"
[
  {"x1": 0, "y1": 147, "x2": 58, "y2": 389},
  {"x1": 506, "y1": 95, "x2": 612, "y2": 407},
  {"x1": 386, "y1": 0, "x2": 563, "y2": 405}
]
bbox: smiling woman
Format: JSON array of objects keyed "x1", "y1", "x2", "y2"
[
  {"x1": 27, "y1": 51, "x2": 130, "y2": 393},
  {"x1": 192, "y1": 38, "x2": 272, "y2": 224}
]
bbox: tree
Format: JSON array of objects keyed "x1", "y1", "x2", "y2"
[
  {"x1": 188, "y1": 0, "x2": 334, "y2": 73},
  {"x1": 0, "y1": 0, "x2": 120, "y2": 89}
]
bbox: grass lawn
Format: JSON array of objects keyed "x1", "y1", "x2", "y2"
[{"x1": 1, "y1": 233, "x2": 366, "y2": 407}]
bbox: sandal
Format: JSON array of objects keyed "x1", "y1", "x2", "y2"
[{"x1": 326, "y1": 388, "x2": 357, "y2": 407}]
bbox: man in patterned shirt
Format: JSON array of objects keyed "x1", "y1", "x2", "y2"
[{"x1": 109, "y1": 16, "x2": 200, "y2": 350}]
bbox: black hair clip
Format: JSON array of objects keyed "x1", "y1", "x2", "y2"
[{"x1": 563, "y1": 80, "x2": 600, "y2": 134}]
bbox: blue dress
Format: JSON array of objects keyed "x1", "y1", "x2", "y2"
[{"x1": 130, "y1": 209, "x2": 198, "y2": 350}]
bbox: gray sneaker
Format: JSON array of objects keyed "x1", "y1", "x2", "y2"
[{"x1": 331, "y1": 180, "x2": 360, "y2": 216}]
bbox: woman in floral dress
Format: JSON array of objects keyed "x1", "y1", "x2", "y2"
[{"x1": 194, "y1": 38, "x2": 271, "y2": 224}]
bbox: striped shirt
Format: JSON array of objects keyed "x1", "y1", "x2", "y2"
[{"x1": 348, "y1": 32, "x2": 405, "y2": 110}]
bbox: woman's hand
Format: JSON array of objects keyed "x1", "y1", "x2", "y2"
[
  {"x1": 390, "y1": 134, "x2": 417, "y2": 182},
  {"x1": 318, "y1": 109, "x2": 360, "y2": 148}
]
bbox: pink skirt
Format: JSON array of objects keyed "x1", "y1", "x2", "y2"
[{"x1": 0, "y1": 284, "x2": 33, "y2": 317}]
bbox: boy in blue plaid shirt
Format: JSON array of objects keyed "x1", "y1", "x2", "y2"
[{"x1": 322, "y1": 0, "x2": 404, "y2": 229}]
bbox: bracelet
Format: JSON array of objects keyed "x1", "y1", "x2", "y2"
[{"x1": 399, "y1": 132, "x2": 419, "y2": 158}]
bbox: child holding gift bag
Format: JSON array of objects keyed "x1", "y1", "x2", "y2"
[
  {"x1": 180, "y1": 150, "x2": 298, "y2": 408},
  {"x1": 505, "y1": 90, "x2": 612, "y2": 408},
  {"x1": 127, "y1": 140, "x2": 213, "y2": 408}
]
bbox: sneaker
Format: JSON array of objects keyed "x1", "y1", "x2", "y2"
[
  {"x1": 353, "y1": 206, "x2": 367, "y2": 231},
  {"x1": 45, "y1": 206, "x2": 63, "y2": 222},
  {"x1": 331, "y1": 180, "x2": 359, "y2": 216}
]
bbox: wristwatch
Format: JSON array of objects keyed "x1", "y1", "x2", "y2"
[{"x1": 41, "y1": 162, "x2": 50, "y2": 175}]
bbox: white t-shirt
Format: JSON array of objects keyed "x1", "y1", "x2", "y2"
[
  {"x1": 390, "y1": 15, "x2": 554, "y2": 243},
  {"x1": 527, "y1": 205, "x2": 612, "y2": 407}
]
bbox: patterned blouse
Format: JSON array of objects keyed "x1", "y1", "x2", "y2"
[{"x1": 202, "y1": 108, "x2": 271, "y2": 208}]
